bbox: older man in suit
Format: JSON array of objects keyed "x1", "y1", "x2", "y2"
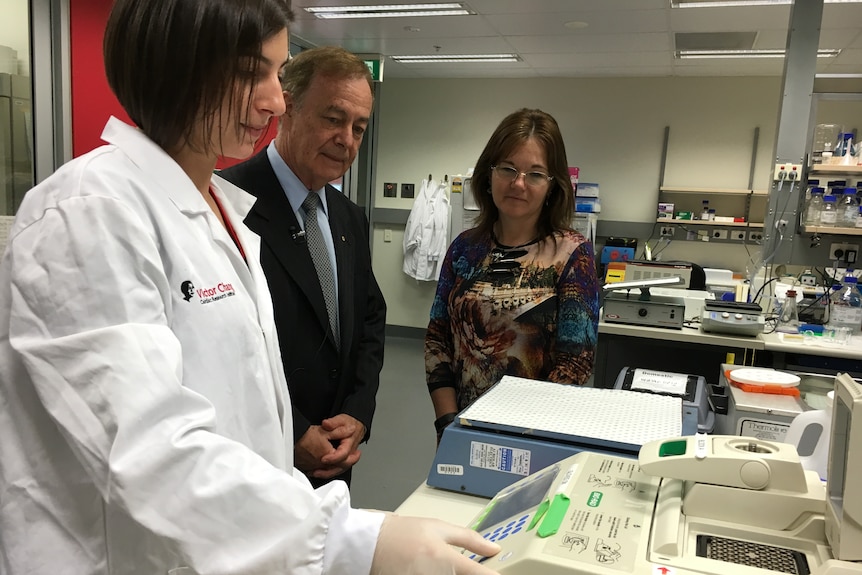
[{"x1": 220, "y1": 46, "x2": 385, "y2": 487}]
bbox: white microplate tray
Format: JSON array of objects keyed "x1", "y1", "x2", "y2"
[{"x1": 458, "y1": 375, "x2": 683, "y2": 451}]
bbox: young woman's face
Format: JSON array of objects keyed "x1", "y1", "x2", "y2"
[{"x1": 212, "y1": 28, "x2": 290, "y2": 160}]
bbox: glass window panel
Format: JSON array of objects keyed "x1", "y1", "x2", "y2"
[{"x1": 0, "y1": 0, "x2": 33, "y2": 217}]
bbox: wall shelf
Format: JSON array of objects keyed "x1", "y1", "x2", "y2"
[
  {"x1": 809, "y1": 164, "x2": 862, "y2": 175},
  {"x1": 656, "y1": 218, "x2": 764, "y2": 228},
  {"x1": 801, "y1": 225, "x2": 862, "y2": 236},
  {"x1": 656, "y1": 127, "x2": 765, "y2": 242},
  {"x1": 659, "y1": 186, "x2": 768, "y2": 196}
]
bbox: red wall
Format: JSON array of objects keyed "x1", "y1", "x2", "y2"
[{"x1": 69, "y1": 0, "x2": 273, "y2": 167}]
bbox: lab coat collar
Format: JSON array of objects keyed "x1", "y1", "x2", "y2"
[{"x1": 100, "y1": 117, "x2": 210, "y2": 214}]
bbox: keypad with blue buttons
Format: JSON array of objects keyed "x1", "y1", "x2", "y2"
[{"x1": 467, "y1": 513, "x2": 530, "y2": 560}]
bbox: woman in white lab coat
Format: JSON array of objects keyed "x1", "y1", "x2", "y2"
[{"x1": 0, "y1": 0, "x2": 499, "y2": 574}]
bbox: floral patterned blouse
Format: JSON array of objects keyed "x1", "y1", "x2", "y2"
[{"x1": 425, "y1": 229, "x2": 600, "y2": 410}]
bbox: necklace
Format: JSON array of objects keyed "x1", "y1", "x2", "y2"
[{"x1": 490, "y1": 228, "x2": 540, "y2": 251}]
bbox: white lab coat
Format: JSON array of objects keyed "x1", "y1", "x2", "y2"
[
  {"x1": 402, "y1": 178, "x2": 449, "y2": 281},
  {"x1": 0, "y1": 118, "x2": 382, "y2": 575}
]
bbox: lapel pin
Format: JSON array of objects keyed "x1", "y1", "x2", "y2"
[{"x1": 341, "y1": 235, "x2": 346, "y2": 242}]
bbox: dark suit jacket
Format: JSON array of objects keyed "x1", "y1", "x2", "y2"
[{"x1": 219, "y1": 150, "x2": 386, "y2": 460}]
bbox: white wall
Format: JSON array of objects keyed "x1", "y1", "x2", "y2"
[
  {"x1": 372, "y1": 76, "x2": 784, "y2": 329},
  {"x1": 0, "y1": 0, "x2": 31, "y2": 75}
]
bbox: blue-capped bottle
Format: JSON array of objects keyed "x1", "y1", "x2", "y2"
[
  {"x1": 820, "y1": 194, "x2": 838, "y2": 226},
  {"x1": 804, "y1": 187, "x2": 825, "y2": 225},
  {"x1": 827, "y1": 271, "x2": 862, "y2": 335},
  {"x1": 840, "y1": 187, "x2": 859, "y2": 227}
]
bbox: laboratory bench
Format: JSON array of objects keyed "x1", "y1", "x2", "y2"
[
  {"x1": 595, "y1": 320, "x2": 862, "y2": 388},
  {"x1": 395, "y1": 482, "x2": 486, "y2": 525}
]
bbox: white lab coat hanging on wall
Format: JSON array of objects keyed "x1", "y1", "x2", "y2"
[{"x1": 403, "y1": 178, "x2": 450, "y2": 281}]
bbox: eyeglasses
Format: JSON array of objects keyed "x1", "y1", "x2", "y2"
[{"x1": 491, "y1": 165, "x2": 554, "y2": 188}]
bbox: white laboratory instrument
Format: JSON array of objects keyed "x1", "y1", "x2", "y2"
[
  {"x1": 701, "y1": 300, "x2": 765, "y2": 336},
  {"x1": 464, "y1": 372, "x2": 862, "y2": 574},
  {"x1": 602, "y1": 276, "x2": 686, "y2": 329},
  {"x1": 716, "y1": 364, "x2": 808, "y2": 443}
]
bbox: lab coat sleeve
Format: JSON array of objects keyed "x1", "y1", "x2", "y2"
[
  {"x1": 7, "y1": 187, "x2": 382, "y2": 574},
  {"x1": 547, "y1": 238, "x2": 600, "y2": 386}
]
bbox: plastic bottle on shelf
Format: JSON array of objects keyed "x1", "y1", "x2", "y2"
[
  {"x1": 813, "y1": 124, "x2": 843, "y2": 164},
  {"x1": 786, "y1": 391, "x2": 834, "y2": 481},
  {"x1": 708, "y1": 208, "x2": 716, "y2": 221},
  {"x1": 840, "y1": 187, "x2": 860, "y2": 227},
  {"x1": 827, "y1": 271, "x2": 862, "y2": 335},
  {"x1": 838, "y1": 133, "x2": 856, "y2": 165},
  {"x1": 804, "y1": 186, "x2": 825, "y2": 225},
  {"x1": 820, "y1": 194, "x2": 838, "y2": 226},
  {"x1": 700, "y1": 200, "x2": 710, "y2": 221},
  {"x1": 804, "y1": 179, "x2": 819, "y2": 202}
]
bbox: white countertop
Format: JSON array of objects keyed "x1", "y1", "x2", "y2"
[
  {"x1": 599, "y1": 320, "x2": 764, "y2": 349},
  {"x1": 759, "y1": 331, "x2": 862, "y2": 360},
  {"x1": 395, "y1": 482, "x2": 488, "y2": 526},
  {"x1": 599, "y1": 320, "x2": 862, "y2": 361}
]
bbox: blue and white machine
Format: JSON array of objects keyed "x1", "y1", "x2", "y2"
[{"x1": 428, "y1": 376, "x2": 693, "y2": 498}]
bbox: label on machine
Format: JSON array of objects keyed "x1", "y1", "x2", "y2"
[{"x1": 470, "y1": 441, "x2": 532, "y2": 476}]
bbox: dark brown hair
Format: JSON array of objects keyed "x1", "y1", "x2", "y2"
[
  {"x1": 104, "y1": 0, "x2": 294, "y2": 154},
  {"x1": 281, "y1": 45, "x2": 374, "y2": 109},
  {"x1": 470, "y1": 108, "x2": 575, "y2": 240}
]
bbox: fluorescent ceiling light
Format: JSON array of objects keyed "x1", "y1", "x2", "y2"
[
  {"x1": 674, "y1": 0, "x2": 862, "y2": 7},
  {"x1": 305, "y1": 3, "x2": 473, "y2": 19},
  {"x1": 677, "y1": 49, "x2": 841, "y2": 58},
  {"x1": 392, "y1": 54, "x2": 520, "y2": 63}
]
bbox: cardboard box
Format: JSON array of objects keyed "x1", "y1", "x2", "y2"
[{"x1": 577, "y1": 182, "x2": 600, "y2": 198}]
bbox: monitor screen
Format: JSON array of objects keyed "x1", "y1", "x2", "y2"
[{"x1": 472, "y1": 463, "x2": 560, "y2": 533}]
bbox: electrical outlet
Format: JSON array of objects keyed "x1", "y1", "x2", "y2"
[
  {"x1": 749, "y1": 231, "x2": 764, "y2": 242},
  {"x1": 383, "y1": 229, "x2": 392, "y2": 243},
  {"x1": 731, "y1": 230, "x2": 746, "y2": 241},
  {"x1": 830, "y1": 242, "x2": 860, "y2": 262},
  {"x1": 660, "y1": 226, "x2": 674, "y2": 238},
  {"x1": 711, "y1": 229, "x2": 728, "y2": 240}
]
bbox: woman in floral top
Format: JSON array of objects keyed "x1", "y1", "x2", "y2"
[{"x1": 426, "y1": 108, "x2": 599, "y2": 440}]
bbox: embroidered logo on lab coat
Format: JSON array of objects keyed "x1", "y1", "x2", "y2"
[
  {"x1": 180, "y1": 280, "x2": 195, "y2": 302},
  {"x1": 195, "y1": 282, "x2": 237, "y2": 305}
]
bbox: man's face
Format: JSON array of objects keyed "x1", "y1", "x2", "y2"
[{"x1": 278, "y1": 73, "x2": 373, "y2": 190}]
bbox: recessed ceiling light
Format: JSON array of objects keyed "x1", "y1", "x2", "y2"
[
  {"x1": 305, "y1": 3, "x2": 474, "y2": 19},
  {"x1": 392, "y1": 54, "x2": 521, "y2": 63},
  {"x1": 677, "y1": 48, "x2": 841, "y2": 58},
  {"x1": 564, "y1": 21, "x2": 589, "y2": 30},
  {"x1": 673, "y1": 0, "x2": 862, "y2": 7}
]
